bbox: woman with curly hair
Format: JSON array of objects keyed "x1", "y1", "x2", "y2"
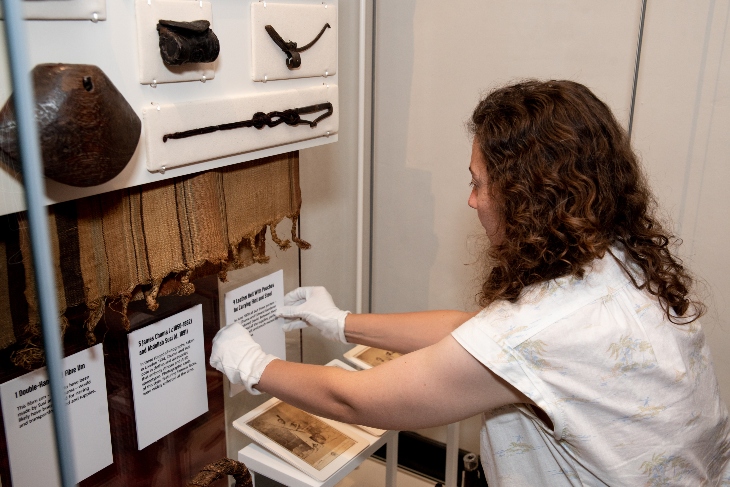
[{"x1": 211, "y1": 80, "x2": 730, "y2": 485}]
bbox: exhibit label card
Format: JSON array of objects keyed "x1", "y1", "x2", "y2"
[
  {"x1": 224, "y1": 270, "x2": 286, "y2": 396},
  {"x1": 128, "y1": 304, "x2": 208, "y2": 450},
  {"x1": 0, "y1": 343, "x2": 112, "y2": 486}
]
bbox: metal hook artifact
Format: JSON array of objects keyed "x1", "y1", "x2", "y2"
[{"x1": 264, "y1": 23, "x2": 331, "y2": 70}]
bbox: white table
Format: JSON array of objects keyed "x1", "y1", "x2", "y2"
[{"x1": 239, "y1": 429, "x2": 399, "y2": 487}]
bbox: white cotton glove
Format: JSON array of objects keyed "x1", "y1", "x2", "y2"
[
  {"x1": 209, "y1": 323, "x2": 278, "y2": 395},
  {"x1": 277, "y1": 286, "x2": 350, "y2": 343}
]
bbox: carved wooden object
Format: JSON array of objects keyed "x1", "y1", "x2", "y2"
[{"x1": 0, "y1": 64, "x2": 141, "y2": 187}]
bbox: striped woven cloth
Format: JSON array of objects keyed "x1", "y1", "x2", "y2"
[{"x1": 0, "y1": 151, "x2": 308, "y2": 368}]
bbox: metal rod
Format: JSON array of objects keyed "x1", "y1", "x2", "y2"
[
  {"x1": 1, "y1": 1, "x2": 77, "y2": 485},
  {"x1": 384, "y1": 431, "x2": 398, "y2": 487},
  {"x1": 628, "y1": 0, "x2": 648, "y2": 139},
  {"x1": 356, "y1": 0, "x2": 367, "y2": 314},
  {"x1": 367, "y1": 0, "x2": 377, "y2": 314},
  {"x1": 445, "y1": 422, "x2": 460, "y2": 487}
]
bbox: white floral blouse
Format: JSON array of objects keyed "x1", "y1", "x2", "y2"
[{"x1": 452, "y1": 247, "x2": 730, "y2": 486}]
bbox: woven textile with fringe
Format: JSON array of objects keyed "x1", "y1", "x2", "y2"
[{"x1": 0, "y1": 151, "x2": 309, "y2": 369}]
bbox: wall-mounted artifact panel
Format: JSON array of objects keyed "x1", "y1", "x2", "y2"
[
  {"x1": 251, "y1": 2, "x2": 337, "y2": 82},
  {"x1": 135, "y1": 0, "x2": 217, "y2": 85},
  {"x1": 143, "y1": 83, "x2": 337, "y2": 172},
  {"x1": 0, "y1": 0, "x2": 339, "y2": 217},
  {"x1": 0, "y1": 0, "x2": 106, "y2": 21}
]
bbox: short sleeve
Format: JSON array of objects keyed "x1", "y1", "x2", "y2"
[{"x1": 452, "y1": 315, "x2": 566, "y2": 439}]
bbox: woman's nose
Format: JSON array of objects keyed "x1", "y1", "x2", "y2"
[{"x1": 468, "y1": 189, "x2": 477, "y2": 209}]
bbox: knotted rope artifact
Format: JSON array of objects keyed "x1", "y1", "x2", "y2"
[{"x1": 162, "y1": 102, "x2": 333, "y2": 142}]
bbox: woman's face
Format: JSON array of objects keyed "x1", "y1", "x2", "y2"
[{"x1": 468, "y1": 139, "x2": 504, "y2": 245}]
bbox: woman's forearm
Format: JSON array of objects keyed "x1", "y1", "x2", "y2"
[
  {"x1": 343, "y1": 310, "x2": 477, "y2": 353},
  {"x1": 256, "y1": 335, "x2": 527, "y2": 431},
  {"x1": 258, "y1": 361, "x2": 366, "y2": 426}
]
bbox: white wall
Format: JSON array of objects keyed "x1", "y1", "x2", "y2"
[
  {"x1": 372, "y1": 1, "x2": 641, "y2": 315},
  {"x1": 369, "y1": 0, "x2": 720, "y2": 454},
  {"x1": 631, "y1": 0, "x2": 730, "y2": 405}
]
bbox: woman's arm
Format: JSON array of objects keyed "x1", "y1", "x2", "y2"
[
  {"x1": 257, "y1": 333, "x2": 527, "y2": 430},
  {"x1": 279, "y1": 287, "x2": 478, "y2": 353},
  {"x1": 344, "y1": 310, "x2": 477, "y2": 353}
]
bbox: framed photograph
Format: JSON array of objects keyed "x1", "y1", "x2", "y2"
[
  {"x1": 233, "y1": 398, "x2": 369, "y2": 481},
  {"x1": 343, "y1": 345, "x2": 402, "y2": 370},
  {"x1": 324, "y1": 360, "x2": 387, "y2": 437}
]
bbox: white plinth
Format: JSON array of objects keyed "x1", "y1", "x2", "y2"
[{"x1": 239, "y1": 429, "x2": 399, "y2": 487}]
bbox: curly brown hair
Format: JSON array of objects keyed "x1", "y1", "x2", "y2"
[{"x1": 469, "y1": 79, "x2": 703, "y2": 323}]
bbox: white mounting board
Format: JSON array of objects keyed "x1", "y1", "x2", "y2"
[
  {"x1": 0, "y1": 0, "x2": 106, "y2": 21},
  {"x1": 143, "y1": 83, "x2": 337, "y2": 172},
  {"x1": 0, "y1": 0, "x2": 339, "y2": 216},
  {"x1": 238, "y1": 430, "x2": 398, "y2": 487},
  {"x1": 251, "y1": 2, "x2": 337, "y2": 81},
  {"x1": 134, "y1": 0, "x2": 216, "y2": 85}
]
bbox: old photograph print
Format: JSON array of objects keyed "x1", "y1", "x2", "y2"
[
  {"x1": 247, "y1": 402, "x2": 356, "y2": 470},
  {"x1": 355, "y1": 347, "x2": 402, "y2": 367}
]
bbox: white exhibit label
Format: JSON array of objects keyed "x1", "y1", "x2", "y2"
[
  {"x1": 224, "y1": 270, "x2": 286, "y2": 396},
  {"x1": 0, "y1": 344, "x2": 112, "y2": 486},
  {"x1": 128, "y1": 304, "x2": 208, "y2": 450}
]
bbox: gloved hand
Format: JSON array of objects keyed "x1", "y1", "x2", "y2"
[
  {"x1": 209, "y1": 323, "x2": 278, "y2": 395},
  {"x1": 277, "y1": 286, "x2": 350, "y2": 343}
]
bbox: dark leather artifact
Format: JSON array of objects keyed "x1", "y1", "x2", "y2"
[
  {"x1": 187, "y1": 458, "x2": 253, "y2": 487},
  {"x1": 157, "y1": 19, "x2": 220, "y2": 66},
  {"x1": 265, "y1": 23, "x2": 331, "y2": 69},
  {"x1": 163, "y1": 101, "x2": 333, "y2": 142},
  {"x1": 0, "y1": 64, "x2": 141, "y2": 187}
]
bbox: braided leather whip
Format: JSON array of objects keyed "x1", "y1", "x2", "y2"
[{"x1": 162, "y1": 102, "x2": 333, "y2": 142}]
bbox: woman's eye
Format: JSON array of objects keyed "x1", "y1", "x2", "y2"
[{"x1": 469, "y1": 180, "x2": 477, "y2": 188}]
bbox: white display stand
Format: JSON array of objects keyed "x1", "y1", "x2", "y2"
[{"x1": 239, "y1": 429, "x2": 399, "y2": 487}]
